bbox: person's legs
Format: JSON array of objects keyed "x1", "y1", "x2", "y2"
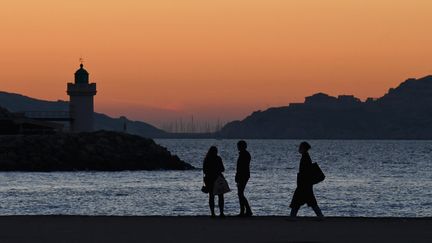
[
  {"x1": 237, "y1": 182, "x2": 246, "y2": 215},
  {"x1": 241, "y1": 181, "x2": 252, "y2": 215},
  {"x1": 312, "y1": 204, "x2": 324, "y2": 217},
  {"x1": 310, "y1": 187, "x2": 323, "y2": 217},
  {"x1": 290, "y1": 206, "x2": 300, "y2": 217},
  {"x1": 209, "y1": 193, "x2": 215, "y2": 217},
  {"x1": 218, "y1": 194, "x2": 225, "y2": 217},
  {"x1": 244, "y1": 198, "x2": 252, "y2": 216}
]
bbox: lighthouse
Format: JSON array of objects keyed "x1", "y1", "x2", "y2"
[{"x1": 67, "y1": 63, "x2": 97, "y2": 132}]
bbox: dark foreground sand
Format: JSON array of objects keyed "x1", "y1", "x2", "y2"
[{"x1": 0, "y1": 216, "x2": 430, "y2": 243}]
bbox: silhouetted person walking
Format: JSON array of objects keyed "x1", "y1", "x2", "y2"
[
  {"x1": 290, "y1": 142, "x2": 324, "y2": 218},
  {"x1": 203, "y1": 146, "x2": 225, "y2": 217},
  {"x1": 235, "y1": 140, "x2": 253, "y2": 216}
]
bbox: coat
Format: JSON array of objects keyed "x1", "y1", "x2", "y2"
[
  {"x1": 290, "y1": 152, "x2": 318, "y2": 208},
  {"x1": 235, "y1": 150, "x2": 251, "y2": 183},
  {"x1": 203, "y1": 155, "x2": 225, "y2": 192}
]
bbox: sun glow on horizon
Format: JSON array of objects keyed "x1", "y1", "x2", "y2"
[{"x1": 1, "y1": 0, "x2": 432, "y2": 127}]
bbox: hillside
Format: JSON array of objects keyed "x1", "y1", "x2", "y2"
[
  {"x1": 219, "y1": 76, "x2": 432, "y2": 139},
  {"x1": 0, "y1": 91, "x2": 167, "y2": 138}
]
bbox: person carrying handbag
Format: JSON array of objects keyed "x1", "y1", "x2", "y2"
[
  {"x1": 289, "y1": 142, "x2": 324, "y2": 218},
  {"x1": 203, "y1": 146, "x2": 227, "y2": 217}
]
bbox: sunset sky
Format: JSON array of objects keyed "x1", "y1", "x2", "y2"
[{"x1": 1, "y1": 0, "x2": 432, "y2": 127}]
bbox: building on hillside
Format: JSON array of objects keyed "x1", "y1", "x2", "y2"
[{"x1": 0, "y1": 108, "x2": 63, "y2": 134}]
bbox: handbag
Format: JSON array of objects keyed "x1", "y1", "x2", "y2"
[
  {"x1": 201, "y1": 185, "x2": 209, "y2": 194},
  {"x1": 310, "y1": 163, "x2": 325, "y2": 184},
  {"x1": 213, "y1": 175, "x2": 230, "y2": 195},
  {"x1": 201, "y1": 177, "x2": 209, "y2": 193}
]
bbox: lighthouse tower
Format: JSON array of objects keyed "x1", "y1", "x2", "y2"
[{"x1": 67, "y1": 63, "x2": 97, "y2": 132}]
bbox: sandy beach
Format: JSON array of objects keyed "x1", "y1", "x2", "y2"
[{"x1": 0, "y1": 216, "x2": 430, "y2": 243}]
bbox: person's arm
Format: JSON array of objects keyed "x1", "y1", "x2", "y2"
[
  {"x1": 235, "y1": 156, "x2": 239, "y2": 182},
  {"x1": 299, "y1": 155, "x2": 307, "y2": 174},
  {"x1": 219, "y1": 157, "x2": 225, "y2": 173},
  {"x1": 203, "y1": 159, "x2": 209, "y2": 175},
  {"x1": 305, "y1": 153, "x2": 313, "y2": 171}
]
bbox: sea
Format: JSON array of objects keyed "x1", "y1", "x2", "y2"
[{"x1": 0, "y1": 139, "x2": 431, "y2": 217}]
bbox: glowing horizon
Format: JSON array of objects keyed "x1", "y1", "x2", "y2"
[{"x1": 1, "y1": 0, "x2": 432, "y2": 127}]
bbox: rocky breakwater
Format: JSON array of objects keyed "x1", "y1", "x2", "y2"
[{"x1": 0, "y1": 131, "x2": 194, "y2": 171}]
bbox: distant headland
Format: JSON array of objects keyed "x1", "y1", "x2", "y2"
[{"x1": 219, "y1": 75, "x2": 432, "y2": 139}]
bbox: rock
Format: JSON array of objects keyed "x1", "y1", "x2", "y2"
[{"x1": 0, "y1": 131, "x2": 194, "y2": 171}]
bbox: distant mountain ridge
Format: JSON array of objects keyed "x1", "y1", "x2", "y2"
[
  {"x1": 0, "y1": 91, "x2": 167, "y2": 138},
  {"x1": 219, "y1": 75, "x2": 432, "y2": 139}
]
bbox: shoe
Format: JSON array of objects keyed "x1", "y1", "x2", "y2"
[
  {"x1": 219, "y1": 213, "x2": 226, "y2": 218},
  {"x1": 236, "y1": 213, "x2": 245, "y2": 217},
  {"x1": 245, "y1": 212, "x2": 253, "y2": 217}
]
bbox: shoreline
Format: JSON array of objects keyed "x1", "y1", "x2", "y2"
[
  {"x1": 1, "y1": 215, "x2": 431, "y2": 219},
  {"x1": 0, "y1": 216, "x2": 430, "y2": 243}
]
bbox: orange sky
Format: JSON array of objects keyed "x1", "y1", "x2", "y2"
[{"x1": 1, "y1": 0, "x2": 432, "y2": 127}]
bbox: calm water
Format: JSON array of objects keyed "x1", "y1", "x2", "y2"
[{"x1": 0, "y1": 139, "x2": 431, "y2": 217}]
